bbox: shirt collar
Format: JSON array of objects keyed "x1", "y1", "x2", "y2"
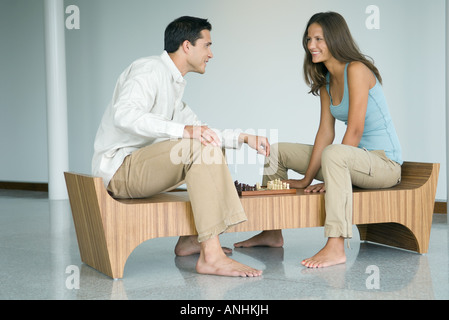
[{"x1": 160, "y1": 51, "x2": 185, "y2": 84}]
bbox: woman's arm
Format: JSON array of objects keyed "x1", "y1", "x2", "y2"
[
  {"x1": 304, "y1": 86, "x2": 336, "y2": 183},
  {"x1": 303, "y1": 62, "x2": 376, "y2": 192},
  {"x1": 287, "y1": 86, "x2": 335, "y2": 189},
  {"x1": 342, "y1": 61, "x2": 375, "y2": 147}
]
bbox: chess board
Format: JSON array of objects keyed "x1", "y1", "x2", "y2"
[
  {"x1": 239, "y1": 188, "x2": 297, "y2": 197},
  {"x1": 234, "y1": 180, "x2": 296, "y2": 197}
]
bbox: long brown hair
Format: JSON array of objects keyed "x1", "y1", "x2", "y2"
[{"x1": 303, "y1": 12, "x2": 382, "y2": 96}]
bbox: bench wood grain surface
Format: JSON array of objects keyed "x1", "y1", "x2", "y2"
[{"x1": 64, "y1": 161, "x2": 439, "y2": 279}]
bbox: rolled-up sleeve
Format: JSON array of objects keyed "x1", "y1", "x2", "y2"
[{"x1": 212, "y1": 128, "x2": 243, "y2": 149}]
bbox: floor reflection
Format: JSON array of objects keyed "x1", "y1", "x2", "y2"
[{"x1": 1, "y1": 190, "x2": 447, "y2": 300}]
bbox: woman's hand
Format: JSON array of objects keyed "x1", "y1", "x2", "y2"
[
  {"x1": 283, "y1": 178, "x2": 311, "y2": 189},
  {"x1": 304, "y1": 182, "x2": 326, "y2": 193},
  {"x1": 283, "y1": 179, "x2": 325, "y2": 192}
]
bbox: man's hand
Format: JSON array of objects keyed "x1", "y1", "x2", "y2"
[
  {"x1": 183, "y1": 125, "x2": 221, "y2": 147},
  {"x1": 239, "y1": 133, "x2": 270, "y2": 157}
]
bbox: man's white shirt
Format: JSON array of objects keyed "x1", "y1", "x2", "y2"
[{"x1": 92, "y1": 51, "x2": 242, "y2": 187}]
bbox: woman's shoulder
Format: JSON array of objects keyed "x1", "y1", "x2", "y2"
[
  {"x1": 347, "y1": 61, "x2": 370, "y2": 74},
  {"x1": 347, "y1": 61, "x2": 376, "y2": 87}
]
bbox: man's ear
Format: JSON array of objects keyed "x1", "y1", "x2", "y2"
[{"x1": 181, "y1": 40, "x2": 191, "y2": 54}]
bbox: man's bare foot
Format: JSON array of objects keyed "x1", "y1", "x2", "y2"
[
  {"x1": 196, "y1": 236, "x2": 263, "y2": 277},
  {"x1": 234, "y1": 230, "x2": 284, "y2": 248},
  {"x1": 175, "y1": 236, "x2": 232, "y2": 256},
  {"x1": 301, "y1": 237, "x2": 346, "y2": 268}
]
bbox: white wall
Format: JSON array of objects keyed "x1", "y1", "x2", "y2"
[
  {"x1": 0, "y1": 0, "x2": 48, "y2": 183},
  {"x1": 1, "y1": 0, "x2": 446, "y2": 201}
]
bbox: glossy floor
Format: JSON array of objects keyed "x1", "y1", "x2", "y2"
[{"x1": 1, "y1": 190, "x2": 448, "y2": 300}]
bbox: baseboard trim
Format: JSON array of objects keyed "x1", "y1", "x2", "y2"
[
  {"x1": 0, "y1": 181, "x2": 447, "y2": 214},
  {"x1": 434, "y1": 201, "x2": 447, "y2": 214},
  {"x1": 0, "y1": 181, "x2": 48, "y2": 192}
]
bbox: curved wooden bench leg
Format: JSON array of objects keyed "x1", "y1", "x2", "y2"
[
  {"x1": 64, "y1": 172, "x2": 116, "y2": 278},
  {"x1": 107, "y1": 247, "x2": 128, "y2": 280},
  {"x1": 103, "y1": 227, "x2": 147, "y2": 280},
  {"x1": 65, "y1": 161, "x2": 439, "y2": 278},
  {"x1": 354, "y1": 162, "x2": 439, "y2": 255},
  {"x1": 357, "y1": 223, "x2": 421, "y2": 253}
]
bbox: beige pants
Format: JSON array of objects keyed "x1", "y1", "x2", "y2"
[
  {"x1": 263, "y1": 143, "x2": 402, "y2": 239},
  {"x1": 107, "y1": 139, "x2": 247, "y2": 242}
]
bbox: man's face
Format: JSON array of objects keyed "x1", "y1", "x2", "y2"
[{"x1": 187, "y1": 30, "x2": 213, "y2": 74}]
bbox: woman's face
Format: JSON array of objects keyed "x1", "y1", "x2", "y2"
[{"x1": 306, "y1": 23, "x2": 332, "y2": 64}]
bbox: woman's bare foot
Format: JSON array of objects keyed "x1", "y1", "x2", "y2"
[
  {"x1": 175, "y1": 236, "x2": 232, "y2": 256},
  {"x1": 301, "y1": 237, "x2": 346, "y2": 268},
  {"x1": 196, "y1": 236, "x2": 263, "y2": 277},
  {"x1": 234, "y1": 230, "x2": 284, "y2": 248}
]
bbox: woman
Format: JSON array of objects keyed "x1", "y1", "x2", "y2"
[{"x1": 234, "y1": 12, "x2": 402, "y2": 268}]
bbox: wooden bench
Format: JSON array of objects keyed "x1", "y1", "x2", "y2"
[{"x1": 64, "y1": 161, "x2": 439, "y2": 279}]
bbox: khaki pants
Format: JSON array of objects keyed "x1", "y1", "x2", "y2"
[
  {"x1": 107, "y1": 139, "x2": 247, "y2": 242},
  {"x1": 263, "y1": 143, "x2": 402, "y2": 239}
]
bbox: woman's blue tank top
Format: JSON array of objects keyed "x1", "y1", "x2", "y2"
[{"x1": 326, "y1": 63, "x2": 403, "y2": 165}]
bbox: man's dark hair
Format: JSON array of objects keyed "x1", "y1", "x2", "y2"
[{"x1": 164, "y1": 16, "x2": 212, "y2": 53}]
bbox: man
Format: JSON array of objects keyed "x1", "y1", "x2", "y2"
[{"x1": 92, "y1": 16, "x2": 269, "y2": 277}]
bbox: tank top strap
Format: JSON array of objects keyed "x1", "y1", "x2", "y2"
[{"x1": 326, "y1": 63, "x2": 350, "y2": 107}]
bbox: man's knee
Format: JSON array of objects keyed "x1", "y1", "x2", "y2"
[
  {"x1": 170, "y1": 139, "x2": 225, "y2": 166},
  {"x1": 200, "y1": 144, "x2": 226, "y2": 165}
]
